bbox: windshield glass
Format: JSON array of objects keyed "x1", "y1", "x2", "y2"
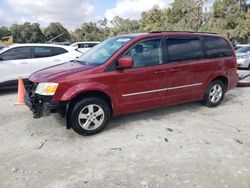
[
  {"x1": 76, "y1": 36, "x2": 134, "y2": 66},
  {"x1": 236, "y1": 46, "x2": 250, "y2": 53},
  {"x1": 0, "y1": 46, "x2": 7, "y2": 53}
]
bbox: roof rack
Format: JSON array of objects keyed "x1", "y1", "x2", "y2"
[{"x1": 149, "y1": 31, "x2": 217, "y2": 34}]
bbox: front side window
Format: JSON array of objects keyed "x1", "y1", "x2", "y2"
[
  {"x1": 124, "y1": 39, "x2": 162, "y2": 68},
  {"x1": 166, "y1": 37, "x2": 202, "y2": 62},
  {"x1": 0, "y1": 47, "x2": 31, "y2": 61},
  {"x1": 203, "y1": 36, "x2": 232, "y2": 58}
]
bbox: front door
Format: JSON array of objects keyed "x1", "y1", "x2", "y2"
[
  {"x1": 116, "y1": 38, "x2": 168, "y2": 114},
  {"x1": 0, "y1": 47, "x2": 31, "y2": 84}
]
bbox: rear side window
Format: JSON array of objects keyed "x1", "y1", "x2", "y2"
[
  {"x1": 34, "y1": 47, "x2": 67, "y2": 58},
  {"x1": 34, "y1": 47, "x2": 53, "y2": 58},
  {"x1": 203, "y1": 36, "x2": 232, "y2": 58},
  {"x1": 0, "y1": 47, "x2": 31, "y2": 60},
  {"x1": 52, "y1": 47, "x2": 67, "y2": 55},
  {"x1": 166, "y1": 37, "x2": 202, "y2": 62}
]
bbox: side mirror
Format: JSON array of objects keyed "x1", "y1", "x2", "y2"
[{"x1": 117, "y1": 56, "x2": 133, "y2": 69}]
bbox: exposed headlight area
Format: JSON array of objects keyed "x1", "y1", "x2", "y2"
[{"x1": 35, "y1": 82, "x2": 58, "y2": 96}]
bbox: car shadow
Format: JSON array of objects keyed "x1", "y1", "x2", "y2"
[
  {"x1": 105, "y1": 101, "x2": 202, "y2": 132},
  {"x1": 0, "y1": 88, "x2": 17, "y2": 96},
  {"x1": 50, "y1": 92, "x2": 240, "y2": 134}
]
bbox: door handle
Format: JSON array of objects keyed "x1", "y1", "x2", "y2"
[
  {"x1": 20, "y1": 62, "x2": 28, "y2": 64},
  {"x1": 154, "y1": 70, "x2": 166, "y2": 74},
  {"x1": 170, "y1": 68, "x2": 181, "y2": 72}
]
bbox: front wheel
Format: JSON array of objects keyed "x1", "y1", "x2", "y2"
[
  {"x1": 203, "y1": 80, "x2": 225, "y2": 107},
  {"x1": 68, "y1": 97, "x2": 111, "y2": 135}
]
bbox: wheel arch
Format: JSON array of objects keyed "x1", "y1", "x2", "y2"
[
  {"x1": 66, "y1": 90, "x2": 113, "y2": 129},
  {"x1": 211, "y1": 75, "x2": 229, "y2": 91}
]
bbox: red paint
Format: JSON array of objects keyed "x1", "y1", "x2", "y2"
[
  {"x1": 29, "y1": 32, "x2": 238, "y2": 116},
  {"x1": 117, "y1": 56, "x2": 134, "y2": 69}
]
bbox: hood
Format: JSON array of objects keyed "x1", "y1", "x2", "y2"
[
  {"x1": 29, "y1": 62, "x2": 95, "y2": 82},
  {"x1": 236, "y1": 52, "x2": 250, "y2": 58}
]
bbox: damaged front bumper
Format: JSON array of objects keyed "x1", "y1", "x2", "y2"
[{"x1": 25, "y1": 82, "x2": 63, "y2": 118}]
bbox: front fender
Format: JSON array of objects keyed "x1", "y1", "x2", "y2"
[{"x1": 53, "y1": 82, "x2": 110, "y2": 102}]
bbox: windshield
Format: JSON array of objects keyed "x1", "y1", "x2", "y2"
[
  {"x1": 236, "y1": 46, "x2": 250, "y2": 53},
  {"x1": 76, "y1": 36, "x2": 134, "y2": 66},
  {"x1": 0, "y1": 46, "x2": 7, "y2": 53}
]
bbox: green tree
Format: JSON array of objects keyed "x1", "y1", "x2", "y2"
[
  {"x1": 9, "y1": 22, "x2": 44, "y2": 43},
  {"x1": 140, "y1": 6, "x2": 165, "y2": 32},
  {"x1": 110, "y1": 16, "x2": 140, "y2": 35},
  {"x1": 72, "y1": 22, "x2": 103, "y2": 42},
  {"x1": 209, "y1": 0, "x2": 249, "y2": 42},
  {"x1": 44, "y1": 22, "x2": 70, "y2": 42},
  {"x1": 0, "y1": 27, "x2": 10, "y2": 38},
  {"x1": 166, "y1": 0, "x2": 207, "y2": 31}
]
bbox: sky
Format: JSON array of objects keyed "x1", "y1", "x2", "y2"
[{"x1": 0, "y1": 0, "x2": 215, "y2": 30}]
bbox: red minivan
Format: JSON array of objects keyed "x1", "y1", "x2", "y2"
[{"x1": 25, "y1": 32, "x2": 239, "y2": 135}]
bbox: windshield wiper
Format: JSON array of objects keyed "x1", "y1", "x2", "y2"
[{"x1": 74, "y1": 60, "x2": 86, "y2": 64}]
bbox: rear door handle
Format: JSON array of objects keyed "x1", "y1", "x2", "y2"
[
  {"x1": 154, "y1": 70, "x2": 166, "y2": 74},
  {"x1": 170, "y1": 68, "x2": 181, "y2": 72}
]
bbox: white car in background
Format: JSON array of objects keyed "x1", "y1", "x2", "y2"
[
  {"x1": 0, "y1": 43, "x2": 82, "y2": 88},
  {"x1": 236, "y1": 44, "x2": 250, "y2": 69},
  {"x1": 70, "y1": 41, "x2": 100, "y2": 53}
]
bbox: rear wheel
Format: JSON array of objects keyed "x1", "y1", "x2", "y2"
[
  {"x1": 203, "y1": 80, "x2": 225, "y2": 107},
  {"x1": 68, "y1": 97, "x2": 111, "y2": 135}
]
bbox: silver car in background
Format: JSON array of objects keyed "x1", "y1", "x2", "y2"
[{"x1": 236, "y1": 45, "x2": 250, "y2": 69}]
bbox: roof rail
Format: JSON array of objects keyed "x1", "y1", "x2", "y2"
[{"x1": 149, "y1": 31, "x2": 217, "y2": 34}]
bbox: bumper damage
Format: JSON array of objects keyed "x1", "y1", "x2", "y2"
[{"x1": 24, "y1": 82, "x2": 65, "y2": 118}]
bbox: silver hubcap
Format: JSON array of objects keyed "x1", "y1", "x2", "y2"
[
  {"x1": 209, "y1": 84, "x2": 223, "y2": 103},
  {"x1": 78, "y1": 104, "x2": 105, "y2": 130}
]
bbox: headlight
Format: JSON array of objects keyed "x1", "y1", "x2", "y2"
[{"x1": 35, "y1": 82, "x2": 58, "y2": 96}]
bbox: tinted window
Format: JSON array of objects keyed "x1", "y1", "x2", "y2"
[
  {"x1": 166, "y1": 37, "x2": 202, "y2": 62},
  {"x1": 0, "y1": 47, "x2": 31, "y2": 60},
  {"x1": 52, "y1": 47, "x2": 67, "y2": 55},
  {"x1": 203, "y1": 36, "x2": 232, "y2": 58},
  {"x1": 125, "y1": 39, "x2": 162, "y2": 68},
  {"x1": 34, "y1": 47, "x2": 53, "y2": 58},
  {"x1": 79, "y1": 43, "x2": 98, "y2": 48}
]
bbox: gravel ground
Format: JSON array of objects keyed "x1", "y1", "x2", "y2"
[{"x1": 0, "y1": 71, "x2": 250, "y2": 188}]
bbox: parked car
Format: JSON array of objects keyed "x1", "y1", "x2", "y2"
[
  {"x1": 0, "y1": 43, "x2": 82, "y2": 88},
  {"x1": 70, "y1": 41, "x2": 100, "y2": 53},
  {"x1": 236, "y1": 44, "x2": 250, "y2": 69},
  {"x1": 25, "y1": 32, "x2": 238, "y2": 135}
]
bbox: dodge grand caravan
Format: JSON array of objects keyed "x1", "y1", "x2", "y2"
[{"x1": 25, "y1": 31, "x2": 238, "y2": 135}]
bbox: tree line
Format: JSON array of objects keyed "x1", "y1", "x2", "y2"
[{"x1": 0, "y1": 0, "x2": 249, "y2": 44}]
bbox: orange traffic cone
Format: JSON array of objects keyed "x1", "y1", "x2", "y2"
[{"x1": 14, "y1": 77, "x2": 26, "y2": 105}]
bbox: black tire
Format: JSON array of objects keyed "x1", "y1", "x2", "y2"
[
  {"x1": 68, "y1": 97, "x2": 111, "y2": 136},
  {"x1": 203, "y1": 80, "x2": 225, "y2": 107}
]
